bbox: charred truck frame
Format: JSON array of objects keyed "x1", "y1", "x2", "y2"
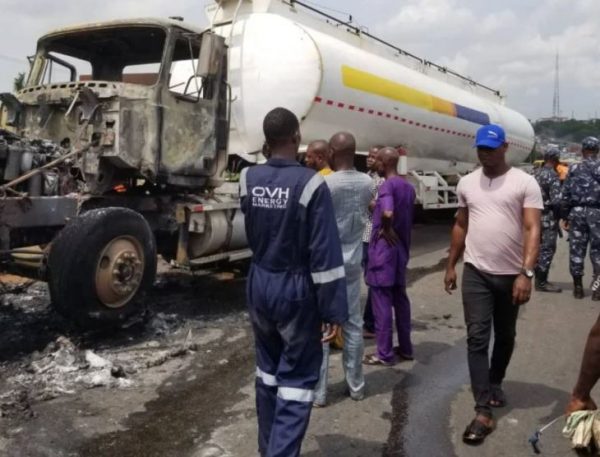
[{"x1": 0, "y1": 19, "x2": 248, "y2": 326}]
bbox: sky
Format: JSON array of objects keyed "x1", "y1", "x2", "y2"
[{"x1": 1, "y1": 0, "x2": 599, "y2": 121}]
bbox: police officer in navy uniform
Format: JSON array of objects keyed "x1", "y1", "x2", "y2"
[
  {"x1": 562, "y1": 136, "x2": 600, "y2": 300},
  {"x1": 533, "y1": 147, "x2": 563, "y2": 293},
  {"x1": 239, "y1": 107, "x2": 348, "y2": 457}
]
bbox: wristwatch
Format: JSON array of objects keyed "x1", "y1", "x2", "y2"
[{"x1": 520, "y1": 268, "x2": 534, "y2": 279}]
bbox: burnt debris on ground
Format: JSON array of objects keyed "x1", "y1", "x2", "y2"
[{"x1": 0, "y1": 262, "x2": 248, "y2": 421}]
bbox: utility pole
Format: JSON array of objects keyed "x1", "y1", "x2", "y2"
[{"x1": 552, "y1": 52, "x2": 560, "y2": 119}]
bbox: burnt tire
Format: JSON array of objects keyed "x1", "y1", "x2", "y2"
[{"x1": 48, "y1": 207, "x2": 157, "y2": 328}]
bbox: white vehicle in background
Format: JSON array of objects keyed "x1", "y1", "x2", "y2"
[{"x1": 0, "y1": 0, "x2": 534, "y2": 326}]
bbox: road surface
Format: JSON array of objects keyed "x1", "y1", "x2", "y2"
[{"x1": 0, "y1": 221, "x2": 597, "y2": 457}]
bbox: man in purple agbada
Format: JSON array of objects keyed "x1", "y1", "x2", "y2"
[{"x1": 363, "y1": 147, "x2": 415, "y2": 366}]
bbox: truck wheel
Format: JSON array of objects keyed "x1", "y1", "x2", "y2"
[{"x1": 48, "y1": 207, "x2": 157, "y2": 327}]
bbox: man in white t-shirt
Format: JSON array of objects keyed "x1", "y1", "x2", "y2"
[{"x1": 444, "y1": 124, "x2": 543, "y2": 445}]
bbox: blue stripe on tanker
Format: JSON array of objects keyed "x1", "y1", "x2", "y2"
[{"x1": 454, "y1": 104, "x2": 490, "y2": 125}]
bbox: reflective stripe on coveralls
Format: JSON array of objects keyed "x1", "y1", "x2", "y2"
[
  {"x1": 239, "y1": 167, "x2": 248, "y2": 197},
  {"x1": 277, "y1": 386, "x2": 315, "y2": 402},
  {"x1": 299, "y1": 173, "x2": 325, "y2": 207},
  {"x1": 311, "y1": 266, "x2": 345, "y2": 284},
  {"x1": 256, "y1": 368, "x2": 315, "y2": 402},
  {"x1": 256, "y1": 367, "x2": 277, "y2": 386}
]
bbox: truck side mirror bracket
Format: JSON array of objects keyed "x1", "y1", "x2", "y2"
[{"x1": 196, "y1": 32, "x2": 226, "y2": 78}]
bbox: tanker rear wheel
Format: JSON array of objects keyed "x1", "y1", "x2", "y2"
[{"x1": 48, "y1": 207, "x2": 157, "y2": 328}]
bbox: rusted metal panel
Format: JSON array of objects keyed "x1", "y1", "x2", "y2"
[
  {"x1": 159, "y1": 99, "x2": 217, "y2": 176},
  {"x1": 0, "y1": 196, "x2": 78, "y2": 228}
]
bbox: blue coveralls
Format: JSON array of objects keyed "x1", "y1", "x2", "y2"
[{"x1": 240, "y1": 158, "x2": 348, "y2": 457}]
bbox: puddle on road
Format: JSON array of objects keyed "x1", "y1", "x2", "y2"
[
  {"x1": 383, "y1": 339, "x2": 467, "y2": 457},
  {"x1": 391, "y1": 253, "x2": 460, "y2": 455}
]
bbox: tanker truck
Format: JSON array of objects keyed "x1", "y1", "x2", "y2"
[{"x1": 0, "y1": 0, "x2": 534, "y2": 327}]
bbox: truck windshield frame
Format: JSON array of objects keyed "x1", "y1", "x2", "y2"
[
  {"x1": 167, "y1": 34, "x2": 206, "y2": 103},
  {"x1": 26, "y1": 25, "x2": 168, "y2": 87}
]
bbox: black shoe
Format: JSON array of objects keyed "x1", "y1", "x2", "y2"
[
  {"x1": 535, "y1": 270, "x2": 562, "y2": 293},
  {"x1": 536, "y1": 281, "x2": 562, "y2": 293},
  {"x1": 462, "y1": 417, "x2": 495, "y2": 445},
  {"x1": 574, "y1": 276, "x2": 584, "y2": 299}
]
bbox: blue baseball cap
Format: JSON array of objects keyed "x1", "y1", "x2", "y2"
[{"x1": 474, "y1": 124, "x2": 506, "y2": 149}]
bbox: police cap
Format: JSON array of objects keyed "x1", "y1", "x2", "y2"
[
  {"x1": 582, "y1": 136, "x2": 600, "y2": 153},
  {"x1": 543, "y1": 147, "x2": 560, "y2": 160}
]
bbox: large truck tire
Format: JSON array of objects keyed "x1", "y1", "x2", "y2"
[{"x1": 48, "y1": 207, "x2": 157, "y2": 328}]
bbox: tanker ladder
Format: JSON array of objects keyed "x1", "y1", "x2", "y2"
[{"x1": 408, "y1": 170, "x2": 462, "y2": 210}]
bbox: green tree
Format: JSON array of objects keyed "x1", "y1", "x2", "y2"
[
  {"x1": 533, "y1": 119, "x2": 600, "y2": 143},
  {"x1": 13, "y1": 72, "x2": 26, "y2": 92}
]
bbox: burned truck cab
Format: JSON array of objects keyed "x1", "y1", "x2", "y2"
[
  {"x1": 3, "y1": 18, "x2": 229, "y2": 195},
  {"x1": 0, "y1": 19, "x2": 237, "y2": 327}
]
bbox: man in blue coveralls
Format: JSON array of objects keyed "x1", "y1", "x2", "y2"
[{"x1": 239, "y1": 107, "x2": 348, "y2": 457}]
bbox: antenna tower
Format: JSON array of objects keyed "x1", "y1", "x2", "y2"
[{"x1": 552, "y1": 52, "x2": 560, "y2": 119}]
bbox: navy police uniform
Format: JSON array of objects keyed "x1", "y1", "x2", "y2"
[
  {"x1": 562, "y1": 157, "x2": 600, "y2": 278},
  {"x1": 533, "y1": 165, "x2": 562, "y2": 273},
  {"x1": 240, "y1": 158, "x2": 348, "y2": 457}
]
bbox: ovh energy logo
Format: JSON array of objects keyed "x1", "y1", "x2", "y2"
[{"x1": 251, "y1": 186, "x2": 290, "y2": 209}]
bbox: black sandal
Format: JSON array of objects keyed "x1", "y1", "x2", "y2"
[
  {"x1": 393, "y1": 346, "x2": 414, "y2": 361},
  {"x1": 488, "y1": 385, "x2": 507, "y2": 408},
  {"x1": 462, "y1": 418, "x2": 494, "y2": 445}
]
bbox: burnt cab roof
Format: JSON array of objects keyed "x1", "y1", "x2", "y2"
[
  {"x1": 38, "y1": 18, "x2": 204, "y2": 65},
  {"x1": 40, "y1": 17, "x2": 204, "y2": 39}
]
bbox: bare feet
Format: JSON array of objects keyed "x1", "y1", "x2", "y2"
[{"x1": 565, "y1": 396, "x2": 597, "y2": 415}]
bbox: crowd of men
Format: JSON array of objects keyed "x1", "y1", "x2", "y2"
[
  {"x1": 240, "y1": 107, "x2": 414, "y2": 456},
  {"x1": 239, "y1": 107, "x2": 600, "y2": 456}
]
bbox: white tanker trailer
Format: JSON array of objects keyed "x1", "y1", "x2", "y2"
[
  {"x1": 202, "y1": 0, "x2": 534, "y2": 176},
  {"x1": 0, "y1": 0, "x2": 534, "y2": 326}
]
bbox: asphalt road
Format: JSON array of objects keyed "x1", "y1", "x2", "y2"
[
  {"x1": 1, "y1": 222, "x2": 598, "y2": 457},
  {"x1": 190, "y1": 232, "x2": 599, "y2": 457}
]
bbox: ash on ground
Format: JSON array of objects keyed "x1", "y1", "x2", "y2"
[{"x1": 0, "y1": 263, "x2": 249, "y2": 422}]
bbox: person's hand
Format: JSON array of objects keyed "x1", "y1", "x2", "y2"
[
  {"x1": 512, "y1": 274, "x2": 532, "y2": 305},
  {"x1": 368, "y1": 200, "x2": 376, "y2": 213},
  {"x1": 321, "y1": 323, "x2": 340, "y2": 343},
  {"x1": 444, "y1": 268, "x2": 457, "y2": 294},
  {"x1": 378, "y1": 228, "x2": 399, "y2": 246},
  {"x1": 560, "y1": 219, "x2": 570, "y2": 231},
  {"x1": 565, "y1": 395, "x2": 597, "y2": 415}
]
